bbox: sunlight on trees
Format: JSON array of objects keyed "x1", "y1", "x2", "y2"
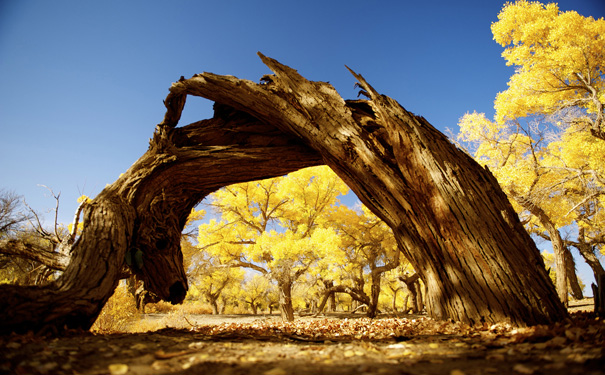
[
  {"x1": 195, "y1": 166, "x2": 348, "y2": 321},
  {"x1": 455, "y1": 0, "x2": 605, "y2": 306},
  {"x1": 192, "y1": 166, "x2": 415, "y2": 320},
  {"x1": 315, "y1": 205, "x2": 402, "y2": 318},
  {"x1": 492, "y1": 0, "x2": 605, "y2": 140}
]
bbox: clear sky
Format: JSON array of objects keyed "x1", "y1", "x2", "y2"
[{"x1": 1, "y1": 1, "x2": 604, "y2": 290}]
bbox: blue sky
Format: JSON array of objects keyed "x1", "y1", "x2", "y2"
[{"x1": 1, "y1": 1, "x2": 604, "y2": 291}]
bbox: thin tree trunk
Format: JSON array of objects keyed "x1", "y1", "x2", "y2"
[
  {"x1": 577, "y1": 227, "x2": 605, "y2": 281},
  {"x1": 565, "y1": 247, "x2": 584, "y2": 300},
  {"x1": 403, "y1": 294, "x2": 410, "y2": 313},
  {"x1": 206, "y1": 295, "x2": 219, "y2": 315},
  {"x1": 368, "y1": 272, "x2": 381, "y2": 319},
  {"x1": 400, "y1": 273, "x2": 420, "y2": 313},
  {"x1": 415, "y1": 281, "x2": 425, "y2": 313},
  {"x1": 278, "y1": 280, "x2": 295, "y2": 322},
  {"x1": 391, "y1": 287, "x2": 400, "y2": 313},
  {"x1": 509, "y1": 191, "x2": 569, "y2": 306},
  {"x1": 328, "y1": 292, "x2": 337, "y2": 312}
]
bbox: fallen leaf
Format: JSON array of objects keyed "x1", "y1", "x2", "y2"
[
  {"x1": 131, "y1": 343, "x2": 148, "y2": 351},
  {"x1": 108, "y1": 363, "x2": 129, "y2": 375},
  {"x1": 188, "y1": 341, "x2": 205, "y2": 349},
  {"x1": 264, "y1": 368, "x2": 288, "y2": 375},
  {"x1": 512, "y1": 363, "x2": 535, "y2": 374}
]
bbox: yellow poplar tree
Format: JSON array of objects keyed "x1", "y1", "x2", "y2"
[
  {"x1": 188, "y1": 248, "x2": 244, "y2": 314},
  {"x1": 316, "y1": 205, "x2": 401, "y2": 318},
  {"x1": 238, "y1": 274, "x2": 276, "y2": 314},
  {"x1": 197, "y1": 166, "x2": 348, "y2": 321},
  {"x1": 455, "y1": 1, "x2": 605, "y2": 305},
  {"x1": 456, "y1": 111, "x2": 592, "y2": 304},
  {"x1": 492, "y1": 0, "x2": 605, "y2": 140}
]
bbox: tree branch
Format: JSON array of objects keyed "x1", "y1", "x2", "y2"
[{"x1": 0, "y1": 239, "x2": 69, "y2": 271}]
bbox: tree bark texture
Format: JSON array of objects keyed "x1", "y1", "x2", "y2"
[
  {"x1": 278, "y1": 279, "x2": 295, "y2": 322},
  {"x1": 170, "y1": 53, "x2": 565, "y2": 326},
  {"x1": 0, "y1": 54, "x2": 567, "y2": 333},
  {"x1": 510, "y1": 192, "x2": 569, "y2": 306},
  {"x1": 0, "y1": 102, "x2": 322, "y2": 334},
  {"x1": 565, "y1": 248, "x2": 584, "y2": 300}
]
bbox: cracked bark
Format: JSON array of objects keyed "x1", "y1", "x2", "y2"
[
  {"x1": 0, "y1": 54, "x2": 567, "y2": 333},
  {"x1": 0, "y1": 104, "x2": 322, "y2": 334}
]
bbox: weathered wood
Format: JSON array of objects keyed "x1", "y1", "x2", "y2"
[
  {"x1": 0, "y1": 106, "x2": 322, "y2": 334},
  {"x1": 169, "y1": 53, "x2": 567, "y2": 325},
  {"x1": 0, "y1": 54, "x2": 567, "y2": 333}
]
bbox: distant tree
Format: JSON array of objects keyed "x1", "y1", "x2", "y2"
[
  {"x1": 197, "y1": 166, "x2": 346, "y2": 321},
  {"x1": 0, "y1": 188, "x2": 72, "y2": 284},
  {"x1": 316, "y1": 205, "x2": 400, "y2": 318},
  {"x1": 238, "y1": 274, "x2": 276, "y2": 314},
  {"x1": 189, "y1": 254, "x2": 244, "y2": 315}
]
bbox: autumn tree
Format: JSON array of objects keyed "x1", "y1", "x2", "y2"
[
  {"x1": 238, "y1": 274, "x2": 279, "y2": 314},
  {"x1": 382, "y1": 267, "x2": 404, "y2": 313},
  {"x1": 455, "y1": 1, "x2": 604, "y2": 305},
  {"x1": 491, "y1": 0, "x2": 605, "y2": 140},
  {"x1": 197, "y1": 166, "x2": 346, "y2": 321},
  {"x1": 188, "y1": 249, "x2": 244, "y2": 314},
  {"x1": 315, "y1": 205, "x2": 400, "y2": 318}
]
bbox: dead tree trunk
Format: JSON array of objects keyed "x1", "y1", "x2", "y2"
[
  {"x1": 0, "y1": 104, "x2": 322, "y2": 334},
  {"x1": 170, "y1": 53, "x2": 566, "y2": 326},
  {"x1": 0, "y1": 54, "x2": 567, "y2": 333}
]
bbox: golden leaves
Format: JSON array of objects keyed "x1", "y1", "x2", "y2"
[{"x1": 491, "y1": 1, "x2": 605, "y2": 125}]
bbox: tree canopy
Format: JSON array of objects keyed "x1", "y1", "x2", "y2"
[
  {"x1": 456, "y1": 0, "x2": 605, "y2": 305},
  {"x1": 196, "y1": 166, "x2": 347, "y2": 321},
  {"x1": 492, "y1": 0, "x2": 605, "y2": 140}
]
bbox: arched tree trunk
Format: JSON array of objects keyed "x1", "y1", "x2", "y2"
[
  {"x1": 0, "y1": 103, "x2": 322, "y2": 334},
  {"x1": 0, "y1": 54, "x2": 567, "y2": 333},
  {"x1": 171, "y1": 53, "x2": 566, "y2": 326}
]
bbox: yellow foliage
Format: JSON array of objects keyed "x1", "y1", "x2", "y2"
[
  {"x1": 77, "y1": 195, "x2": 91, "y2": 204},
  {"x1": 198, "y1": 166, "x2": 347, "y2": 276},
  {"x1": 455, "y1": 3, "x2": 605, "y2": 285},
  {"x1": 491, "y1": 1, "x2": 605, "y2": 128},
  {"x1": 91, "y1": 283, "x2": 139, "y2": 333}
]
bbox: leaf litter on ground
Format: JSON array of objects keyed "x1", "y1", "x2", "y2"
[{"x1": 0, "y1": 311, "x2": 603, "y2": 375}]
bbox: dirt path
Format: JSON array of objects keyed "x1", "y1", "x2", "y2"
[{"x1": 1, "y1": 306, "x2": 603, "y2": 375}]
